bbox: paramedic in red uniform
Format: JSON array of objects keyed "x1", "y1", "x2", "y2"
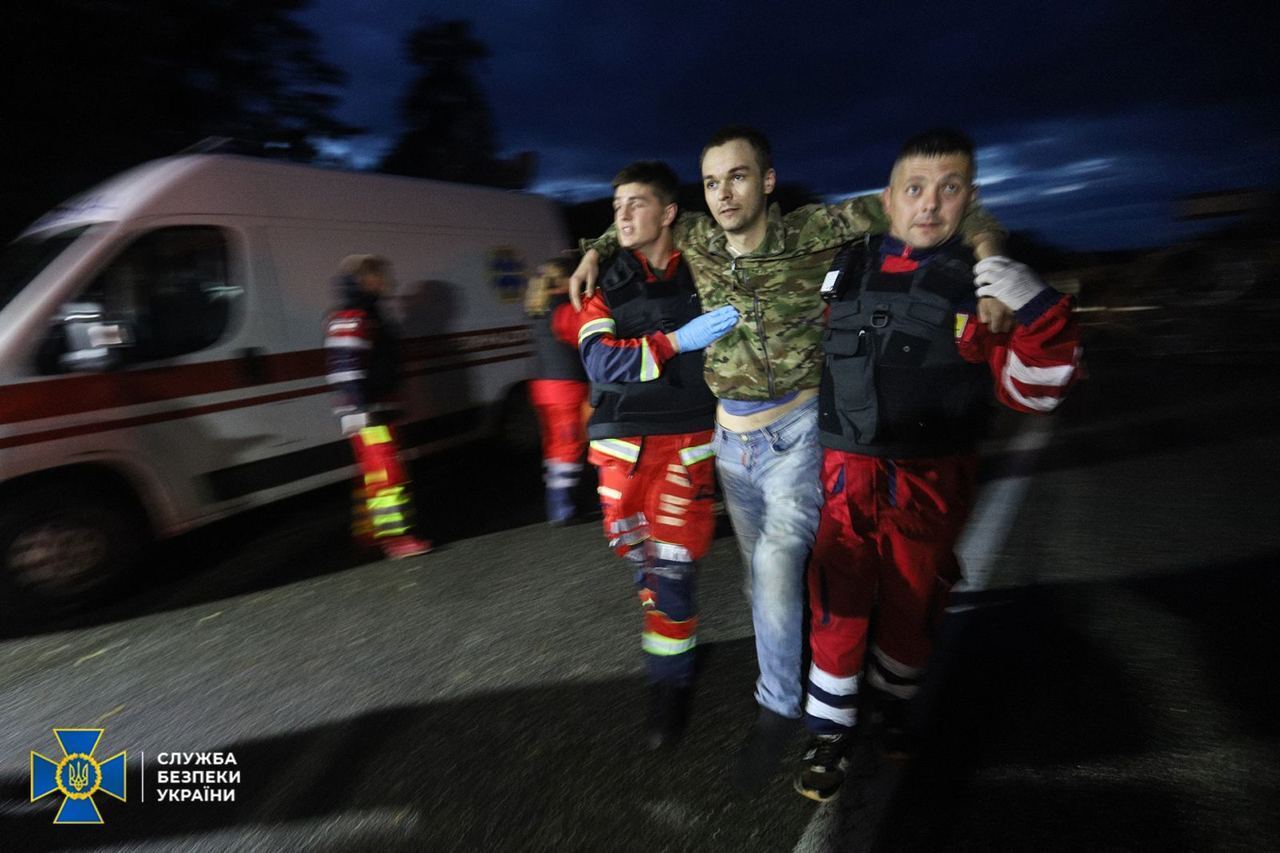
[
  {"x1": 794, "y1": 129, "x2": 1082, "y2": 801},
  {"x1": 324, "y1": 254, "x2": 433, "y2": 560},
  {"x1": 524, "y1": 255, "x2": 591, "y2": 525},
  {"x1": 549, "y1": 161, "x2": 739, "y2": 749}
]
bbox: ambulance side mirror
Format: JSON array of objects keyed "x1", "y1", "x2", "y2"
[{"x1": 56, "y1": 301, "x2": 136, "y2": 372}]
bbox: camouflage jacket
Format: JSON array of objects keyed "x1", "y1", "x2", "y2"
[{"x1": 586, "y1": 196, "x2": 1004, "y2": 400}]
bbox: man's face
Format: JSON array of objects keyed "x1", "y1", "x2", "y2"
[
  {"x1": 357, "y1": 268, "x2": 391, "y2": 296},
  {"x1": 701, "y1": 139, "x2": 776, "y2": 235},
  {"x1": 881, "y1": 153, "x2": 975, "y2": 249},
  {"x1": 613, "y1": 182, "x2": 675, "y2": 253}
]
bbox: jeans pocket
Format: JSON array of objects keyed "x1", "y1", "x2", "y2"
[{"x1": 768, "y1": 404, "x2": 818, "y2": 453}]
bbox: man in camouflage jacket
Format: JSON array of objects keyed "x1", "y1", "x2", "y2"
[{"x1": 572, "y1": 126, "x2": 1004, "y2": 791}]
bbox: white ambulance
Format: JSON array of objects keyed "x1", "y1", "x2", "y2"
[{"x1": 0, "y1": 154, "x2": 567, "y2": 607}]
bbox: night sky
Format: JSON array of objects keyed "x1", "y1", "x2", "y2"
[{"x1": 299, "y1": 0, "x2": 1279, "y2": 251}]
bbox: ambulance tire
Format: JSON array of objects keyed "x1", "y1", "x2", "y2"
[
  {"x1": 0, "y1": 481, "x2": 145, "y2": 614},
  {"x1": 500, "y1": 383, "x2": 542, "y2": 457}
]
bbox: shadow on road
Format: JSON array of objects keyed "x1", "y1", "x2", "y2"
[
  {"x1": 871, "y1": 552, "x2": 1280, "y2": 852},
  {"x1": 1, "y1": 637, "x2": 816, "y2": 852}
]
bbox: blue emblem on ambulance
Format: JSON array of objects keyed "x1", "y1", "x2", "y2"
[{"x1": 489, "y1": 246, "x2": 528, "y2": 304}]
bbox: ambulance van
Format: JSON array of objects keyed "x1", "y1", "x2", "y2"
[{"x1": 0, "y1": 153, "x2": 567, "y2": 607}]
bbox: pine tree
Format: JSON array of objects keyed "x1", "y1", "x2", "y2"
[{"x1": 380, "y1": 19, "x2": 533, "y2": 190}]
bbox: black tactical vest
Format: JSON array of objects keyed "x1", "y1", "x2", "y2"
[
  {"x1": 346, "y1": 293, "x2": 401, "y2": 405},
  {"x1": 530, "y1": 294, "x2": 588, "y2": 382},
  {"x1": 817, "y1": 237, "x2": 993, "y2": 457},
  {"x1": 587, "y1": 252, "x2": 717, "y2": 439}
]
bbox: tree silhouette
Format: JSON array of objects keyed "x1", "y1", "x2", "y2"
[
  {"x1": 379, "y1": 19, "x2": 532, "y2": 189},
  {"x1": 0, "y1": 0, "x2": 357, "y2": 242}
]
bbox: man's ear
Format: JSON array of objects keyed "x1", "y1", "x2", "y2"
[
  {"x1": 881, "y1": 185, "x2": 892, "y2": 211},
  {"x1": 763, "y1": 168, "x2": 777, "y2": 196},
  {"x1": 662, "y1": 202, "x2": 678, "y2": 228},
  {"x1": 968, "y1": 183, "x2": 979, "y2": 208}
]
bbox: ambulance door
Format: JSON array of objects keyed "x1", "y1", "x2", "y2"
[{"x1": 43, "y1": 222, "x2": 336, "y2": 525}]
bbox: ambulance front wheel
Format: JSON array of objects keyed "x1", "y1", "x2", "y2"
[{"x1": 0, "y1": 480, "x2": 145, "y2": 613}]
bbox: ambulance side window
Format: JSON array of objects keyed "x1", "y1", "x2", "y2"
[{"x1": 83, "y1": 226, "x2": 239, "y2": 363}]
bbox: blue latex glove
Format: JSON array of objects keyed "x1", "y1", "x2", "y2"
[{"x1": 672, "y1": 305, "x2": 739, "y2": 352}]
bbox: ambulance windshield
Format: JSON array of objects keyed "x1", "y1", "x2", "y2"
[{"x1": 0, "y1": 226, "x2": 92, "y2": 315}]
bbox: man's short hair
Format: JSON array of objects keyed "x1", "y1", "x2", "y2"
[
  {"x1": 612, "y1": 161, "x2": 680, "y2": 206},
  {"x1": 540, "y1": 254, "x2": 578, "y2": 279},
  {"x1": 701, "y1": 125, "x2": 773, "y2": 174},
  {"x1": 894, "y1": 128, "x2": 976, "y2": 174},
  {"x1": 338, "y1": 254, "x2": 389, "y2": 278}
]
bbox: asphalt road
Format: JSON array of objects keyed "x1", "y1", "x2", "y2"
[
  {"x1": 2, "y1": 301, "x2": 1278, "y2": 852},
  {"x1": 1, "y1": 440, "x2": 823, "y2": 851}
]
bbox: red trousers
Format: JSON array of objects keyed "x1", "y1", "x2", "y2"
[
  {"x1": 530, "y1": 379, "x2": 589, "y2": 464},
  {"x1": 590, "y1": 430, "x2": 716, "y2": 683},
  {"x1": 588, "y1": 431, "x2": 717, "y2": 562},
  {"x1": 348, "y1": 424, "x2": 417, "y2": 542},
  {"x1": 807, "y1": 449, "x2": 978, "y2": 689}
]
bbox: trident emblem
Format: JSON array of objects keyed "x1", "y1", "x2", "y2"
[
  {"x1": 31, "y1": 729, "x2": 127, "y2": 824},
  {"x1": 67, "y1": 759, "x2": 92, "y2": 792}
]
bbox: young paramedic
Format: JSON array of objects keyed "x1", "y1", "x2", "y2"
[{"x1": 551, "y1": 161, "x2": 738, "y2": 749}]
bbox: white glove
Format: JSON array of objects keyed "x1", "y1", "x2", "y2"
[
  {"x1": 973, "y1": 256, "x2": 1048, "y2": 312},
  {"x1": 340, "y1": 412, "x2": 369, "y2": 436}
]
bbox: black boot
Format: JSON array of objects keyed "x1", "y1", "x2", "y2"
[
  {"x1": 872, "y1": 693, "x2": 915, "y2": 760},
  {"x1": 645, "y1": 682, "x2": 692, "y2": 751},
  {"x1": 732, "y1": 707, "x2": 800, "y2": 795}
]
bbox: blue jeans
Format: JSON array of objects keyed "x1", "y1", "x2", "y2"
[{"x1": 713, "y1": 399, "x2": 824, "y2": 719}]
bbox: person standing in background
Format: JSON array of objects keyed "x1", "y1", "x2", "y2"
[
  {"x1": 525, "y1": 255, "x2": 592, "y2": 525},
  {"x1": 324, "y1": 254, "x2": 433, "y2": 560}
]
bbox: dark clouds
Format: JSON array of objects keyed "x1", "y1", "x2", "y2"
[{"x1": 299, "y1": 0, "x2": 1280, "y2": 249}]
